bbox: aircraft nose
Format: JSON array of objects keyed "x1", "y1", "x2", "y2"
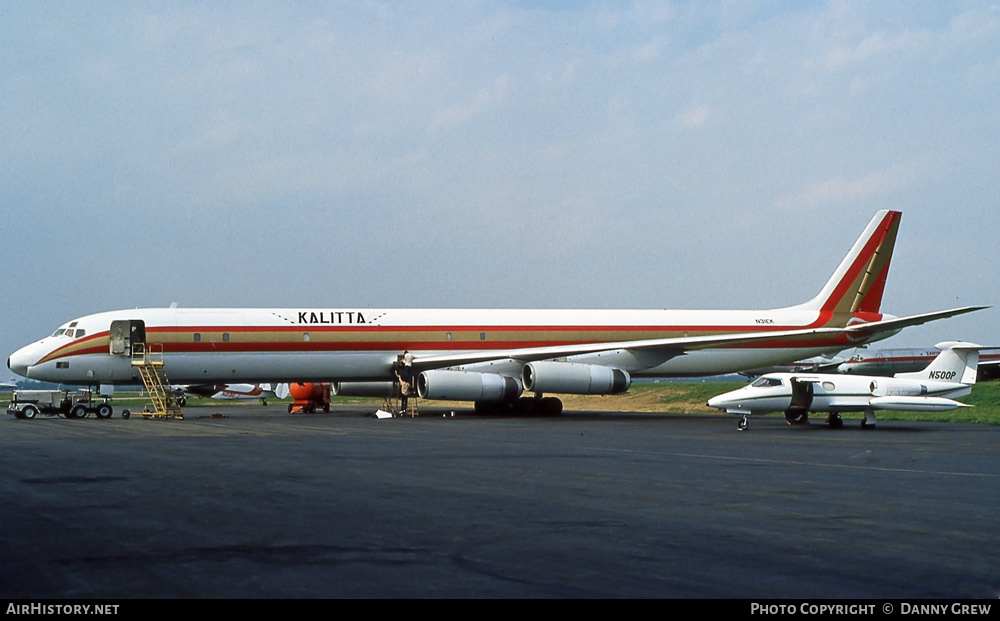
[{"x1": 8, "y1": 346, "x2": 34, "y2": 378}]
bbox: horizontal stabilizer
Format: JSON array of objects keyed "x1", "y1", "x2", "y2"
[{"x1": 846, "y1": 306, "x2": 988, "y2": 338}]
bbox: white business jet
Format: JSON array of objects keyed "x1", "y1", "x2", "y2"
[
  {"x1": 7, "y1": 210, "x2": 985, "y2": 417},
  {"x1": 707, "y1": 341, "x2": 984, "y2": 430}
]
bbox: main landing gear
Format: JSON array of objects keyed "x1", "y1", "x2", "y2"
[{"x1": 473, "y1": 396, "x2": 563, "y2": 416}]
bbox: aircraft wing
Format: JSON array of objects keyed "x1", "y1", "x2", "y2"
[
  {"x1": 409, "y1": 305, "x2": 987, "y2": 373},
  {"x1": 409, "y1": 326, "x2": 846, "y2": 372}
]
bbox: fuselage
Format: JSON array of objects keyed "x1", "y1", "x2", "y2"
[{"x1": 8, "y1": 305, "x2": 881, "y2": 386}]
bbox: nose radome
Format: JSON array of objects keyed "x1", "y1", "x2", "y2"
[{"x1": 8, "y1": 347, "x2": 33, "y2": 377}]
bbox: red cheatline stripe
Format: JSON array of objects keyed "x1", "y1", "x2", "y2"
[{"x1": 39, "y1": 325, "x2": 854, "y2": 362}]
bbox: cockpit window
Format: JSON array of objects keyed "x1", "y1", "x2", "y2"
[
  {"x1": 52, "y1": 327, "x2": 86, "y2": 338},
  {"x1": 751, "y1": 377, "x2": 783, "y2": 388}
]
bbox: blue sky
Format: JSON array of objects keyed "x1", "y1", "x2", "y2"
[{"x1": 2, "y1": 1, "x2": 998, "y2": 365}]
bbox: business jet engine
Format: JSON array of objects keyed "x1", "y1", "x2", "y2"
[{"x1": 522, "y1": 361, "x2": 631, "y2": 395}]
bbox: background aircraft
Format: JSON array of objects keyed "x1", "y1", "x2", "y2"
[
  {"x1": 170, "y1": 383, "x2": 279, "y2": 406},
  {"x1": 838, "y1": 347, "x2": 1000, "y2": 382},
  {"x1": 708, "y1": 341, "x2": 983, "y2": 430},
  {"x1": 6, "y1": 211, "x2": 985, "y2": 416},
  {"x1": 738, "y1": 353, "x2": 848, "y2": 378}
]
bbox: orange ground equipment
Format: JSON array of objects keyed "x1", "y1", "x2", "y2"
[{"x1": 287, "y1": 382, "x2": 331, "y2": 414}]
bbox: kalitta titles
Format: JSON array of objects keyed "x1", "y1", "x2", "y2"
[{"x1": 298, "y1": 311, "x2": 367, "y2": 325}]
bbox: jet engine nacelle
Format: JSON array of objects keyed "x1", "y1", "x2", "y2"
[
  {"x1": 869, "y1": 379, "x2": 928, "y2": 397},
  {"x1": 522, "y1": 361, "x2": 631, "y2": 395},
  {"x1": 332, "y1": 381, "x2": 397, "y2": 398},
  {"x1": 417, "y1": 370, "x2": 522, "y2": 402}
]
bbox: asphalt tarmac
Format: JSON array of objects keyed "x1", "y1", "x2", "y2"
[{"x1": 1, "y1": 404, "x2": 998, "y2": 599}]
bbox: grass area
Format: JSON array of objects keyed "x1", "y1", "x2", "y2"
[{"x1": 105, "y1": 380, "x2": 999, "y2": 425}]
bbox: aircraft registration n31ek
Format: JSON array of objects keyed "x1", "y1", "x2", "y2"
[{"x1": 7, "y1": 210, "x2": 986, "y2": 416}]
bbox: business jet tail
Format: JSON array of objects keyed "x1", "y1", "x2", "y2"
[{"x1": 896, "y1": 341, "x2": 982, "y2": 385}]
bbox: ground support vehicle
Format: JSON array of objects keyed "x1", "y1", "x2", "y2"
[{"x1": 7, "y1": 389, "x2": 114, "y2": 420}]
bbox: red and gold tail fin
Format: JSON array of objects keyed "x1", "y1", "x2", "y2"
[{"x1": 789, "y1": 210, "x2": 901, "y2": 324}]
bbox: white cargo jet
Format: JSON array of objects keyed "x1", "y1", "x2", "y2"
[
  {"x1": 707, "y1": 341, "x2": 983, "y2": 430},
  {"x1": 6, "y1": 210, "x2": 985, "y2": 416}
]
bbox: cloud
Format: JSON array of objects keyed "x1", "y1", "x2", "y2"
[
  {"x1": 775, "y1": 162, "x2": 921, "y2": 211},
  {"x1": 671, "y1": 104, "x2": 710, "y2": 128},
  {"x1": 430, "y1": 74, "x2": 513, "y2": 133}
]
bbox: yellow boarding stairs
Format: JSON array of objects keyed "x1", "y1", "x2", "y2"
[{"x1": 131, "y1": 343, "x2": 184, "y2": 420}]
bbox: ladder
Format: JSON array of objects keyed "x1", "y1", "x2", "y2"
[
  {"x1": 131, "y1": 343, "x2": 184, "y2": 419},
  {"x1": 381, "y1": 385, "x2": 420, "y2": 417},
  {"x1": 394, "y1": 367, "x2": 419, "y2": 417}
]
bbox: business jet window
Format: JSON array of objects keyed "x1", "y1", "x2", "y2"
[
  {"x1": 822, "y1": 381, "x2": 836, "y2": 391},
  {"x1": 752, "y1": 377, "x2": 783, "y2": 387}
]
